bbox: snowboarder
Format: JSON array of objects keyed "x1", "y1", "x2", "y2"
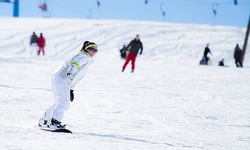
[
  {"x1": 37, "y1": 33, "x2": 46, "y2": 55},
  {"x1": 234, "y1": 44, "x2": 243, "y2": 67},
  {"x1": 30, "y1": 32, "x2": 38, "y2": 56},
  {"x1": 122, "y1": 34, "x2": 143, "y2": 73},
  {"x1": 203, "y1": 43, "x2": 212, "y2": 65},
  {"x1": 38, "y1": 41, "x2": 98, "y2": 129}
]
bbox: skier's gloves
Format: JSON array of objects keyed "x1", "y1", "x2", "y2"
[
  {"x1": 66, "y1": 73, "x2": 73, "y2": 86},
  {"x1": 70, "y1": 90, "x2": 74, "y2": 102}
]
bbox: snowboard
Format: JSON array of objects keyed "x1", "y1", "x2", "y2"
[{"x1": 41, "y1": 127, "x2": 72, "y2": 133}]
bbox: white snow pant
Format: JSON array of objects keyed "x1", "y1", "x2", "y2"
[
  {"x1": 30, "y1": 43, "x2": 38, "y2": 56},
  {"x1": 42, "y1": 74, "x2": 71, "y2": 122}
]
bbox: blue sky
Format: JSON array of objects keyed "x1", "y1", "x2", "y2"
[{"x1": 0, "y1": 0, "x2": 249, "y2": 27}]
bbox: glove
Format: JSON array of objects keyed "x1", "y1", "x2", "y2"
[
  {"x1": 139, "y1": 51, "x2": 142, "y2": 55},
  {"x1": 70, "y1": 90, "x2": 74, "y2": 102}
]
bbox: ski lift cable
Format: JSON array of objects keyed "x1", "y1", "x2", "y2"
[
  {"x1": 48, "y1": 0, "x2": 90, "y2": 17},
  {"x1": 134, "y1": 0, "x2": 210, "y2": 5},
  {"x1": 70, "y1": 0, "x2": 113, "y2": 18},
  {"x1": 69, "y1": 0, "x2": 91, "y2": 11},
  {"x1": 49, "y1": 0, "x2": 112, "y2": 19},
  {"x1": 134, "y1": 0, "x2": 250, "y2": 6}
]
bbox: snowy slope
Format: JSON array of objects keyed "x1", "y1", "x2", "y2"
[{"x1": 0, "y1": 17, "x2": 249, "y2": 150}]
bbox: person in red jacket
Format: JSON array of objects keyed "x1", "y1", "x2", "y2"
[{"x1": 37, "y1": 33, "x2": 46, "y2": 55}]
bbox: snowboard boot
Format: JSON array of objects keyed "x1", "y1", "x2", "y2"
[
  {"x1": 38, "y1": 118, "x2": 48, "y2": 127},
  {"x1": 48, "y1": 118, "x2": 66, "y2": 129}
]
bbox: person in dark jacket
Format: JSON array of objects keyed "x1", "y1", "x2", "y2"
[
  {"x1": 120, "y1": 45, "x2": 127, "y2": 59},
  {"x1": 30, "y1": 32, "x2": 38, "y2": 56},
  {"x1": 218, "y1": 58, "x2": 229, "y2": 67},
  {"x1": 37, "y1": 33, "x2": 46, "y2": 55},
  {"x1": 203, "y1": 43, "x2": 212, "y2": 64},
  {"x1": 218, "y1": 59, "x2": 224, "y2": 66},
  {"x1": 122, "y1": 34, "x2": 143, "y2": 73},
  {"x1": 234, "y1": 44, "x2": 243, "y2": 67}
]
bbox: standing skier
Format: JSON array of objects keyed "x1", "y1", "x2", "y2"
[
  {"x1": 234, "y1": 44, "x2": 243, "y2": 67},
  {"x1": 30, "y1": 32, "x2": 38, "y2": 56},
  {"x1": 122, "y1": 34, "x2": 143, "y2": 73},
  {"x1": 203, "y1": 43, "x2": 213, "y2": 65},
  {"x1": 37, "y1": 33, "x2": 46, "y2": 55},
  {"x1": 39, "y1": 41, "x2": 98, "y2": 129}
]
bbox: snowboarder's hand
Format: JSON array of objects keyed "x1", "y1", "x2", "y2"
[{"x1": 70, "y1": 90, "x2": 74, "y2": 102}]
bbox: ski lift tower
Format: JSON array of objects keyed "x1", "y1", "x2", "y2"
[
  {"x1": 0, "y1": 0, "x2": 19, "y2": 17},
  {"x1": 13, "y1": 0, "x2": 19, "y2": 17}
]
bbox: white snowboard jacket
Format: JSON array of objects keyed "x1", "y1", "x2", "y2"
[{"x1": 52, "y1": 51, "x2": 94, "y2": 89}]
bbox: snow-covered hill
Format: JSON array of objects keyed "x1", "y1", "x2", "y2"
[{"x1": 0, "y1": 17, "x2": 249, "y2": 150}]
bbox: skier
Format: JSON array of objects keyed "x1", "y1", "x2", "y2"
[
  {"x1": 39, "y1": 41, "x2": 98, "y2": 129},
  {"x1": 122, "y1": 34, "x2": 143, "y2": 73},
  {"x1": 30, "y1": 32, "x2": 38, "y2": 56},
  {"x1": 37, "y1": 33, "x2": 46, "y2": 55},
  {"x1": 203, "y1": 43, "x2": 212, "y2": 65},
  {"x1": 234, "y1": 44, "x2": 243, "y2": 67}
]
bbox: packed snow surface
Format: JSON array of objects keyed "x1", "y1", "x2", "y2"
[{"x1": 0, "y1": 18, "x2": 249, "y2": 150}]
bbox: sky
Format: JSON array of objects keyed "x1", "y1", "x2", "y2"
[{"x1": 0, "y1": 0, "x2": 249, "y2": 27}]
